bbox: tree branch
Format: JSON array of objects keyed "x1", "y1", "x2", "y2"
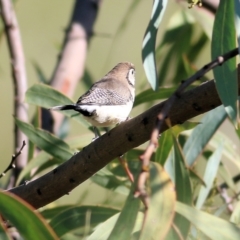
[
  {"x1": 8, "y1": 72, "x2": 240, "y2": 209},
  {"x1": 49, "y1": 0, "x2": 101, "y2": 133},
  {"x1": 0, "y1": 0, "x2": 28, "y2": 187}
]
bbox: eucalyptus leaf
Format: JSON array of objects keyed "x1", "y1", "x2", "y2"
[
  {"x1": 142, "y1": 0, "x2": 168, "y2": 90},
  {"x1": 139, "y1": 162, "x2": 175, "y2": 240},
  {"x1": 49, "y1": 206, "x2": 119, "y2": 237},
  {"x1": 15, "y1": 118, "x2": 73, "y2": 161},
  {"x1": 212, "y1": 0, "x2": 238, "y2": 126},
  {"x1": 0, "y1": 192, "x2": 58, "y2": 239},
  {"x1": 176, "y1": 202, "x2": 240, "y2": 240}
]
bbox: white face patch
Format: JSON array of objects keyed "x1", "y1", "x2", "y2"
[{"x1": 127, "y1": 68, "x2": 135, "y2": 86}]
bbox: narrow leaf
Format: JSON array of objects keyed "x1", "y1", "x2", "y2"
[
  {"x1": 172, "y1": 136, "x2": 192, "y2": 239},
  {"x1": 183, "y1": 106, "x2": 227, "y2": 166},
  {"x1": 176, "y1": 202, "x2": 240, "y2": 240},
  {"x1": 235, "y1": 0, "x2": 240, "y2": 54},
  {"x1": 25, "y1": 83, "x2": 88, "y2": 126},
  {"x1": 196, "y1": 143, "x2": 223, "y2": 209},
  {"x1": 139, "y1": 162, "x2": 175, "y2": 240},
  {"x1": 212, "y1": 0, "x2": 238, "y2": 126},
  {"x1": 134, "y1": 87, "x2": 175, "y2": 107},
  {"x1": 15, "y1": 118, "x2": 73, "y2": 161},
  {"x1": 50, "y1": 206, "x2": 119, "y2": 237},
  {"x1": 142, "y1": 0, "x2": 168, "y2": 90},
  {"x1": 107, "y1": 185, "x2": 140, "y2": 240},
  {"x1": 155, "y1": 129, "x2": 172, "y2": 165},
  {"x1": 0, "y1": 192, "x2": 58, "y2": 239},
  {"x1": 16, "y1": 151, "x2": 51, "y2": 185}
]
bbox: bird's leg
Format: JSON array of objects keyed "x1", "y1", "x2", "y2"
[{"x1": 91, "y1": 127, "x2": 100, "y2": 142}]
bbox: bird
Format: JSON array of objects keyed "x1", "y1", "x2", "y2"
[{"x1": 49, "y1": 62, "x2": 136, "y2": 141}]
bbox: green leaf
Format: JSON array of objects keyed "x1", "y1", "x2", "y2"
[
  {"x1": 230, "y1": 201, "x2": 240, "y2": 226},
  {"x1": 155, "y1": 129, "x2": 172, "y2": 165},
  {"x1": 49, "y1": 206, "x2": 119, "y2": 237},
  {"x1": 139, "y1": 162, "x2": 175, "y2": 240},
  {"x1": 25, "y1": 83, "x2": 88, "y2": 126},
  {"x1": 134, "y1": 87, "x2": 175, "y2": 107},
  {"x1": 88, "y1": 212, "x2": 144, "y2": 240},
  {"x1": 212, "y1": 0, "x2": 238, "y2": 126},
  {"x1": 142, "y1": 0, "x2": 168, "y2": 90},
  {"x1": 176, "y1": 202, "x2": 240, "y2": 240},
  {"x1": 235, "y1": 0, "x2": 240, "y2": 54},
  {"x1": 183, "y1": 106, "x2": 227, "y2": 166},
  {"x1": 16, "y1": 151, "x2": 51, "y2": 185},
  {"x1": 195, "y1": 143, "x2": 223, "y2": 209},
  {"x1": 91, "y1": 167, "x2": 130, "y2": 196},
  {"x1": 40, "y1": 205, "x2": 73, "y2": 219},
  {"x1": 171, "y1": 136, "x2": 192, "y2": 239},
  {"x1": 15, "y1": 118, "x2": 73, "y2": 161},
  {"x1": 107, "y1": 185, "x2": 140, "y2": 240},
  {"x1": 0, "y1": 192, "x2": 58, "y2": 239}
]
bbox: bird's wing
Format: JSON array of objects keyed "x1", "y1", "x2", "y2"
[{"x1": 76, "y1": 78, "x2": 132, "y2": 106}]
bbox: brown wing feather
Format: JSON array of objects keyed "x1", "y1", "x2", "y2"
[{"x1": 76, "y1": 78, "x2": 133, "y2": 106}]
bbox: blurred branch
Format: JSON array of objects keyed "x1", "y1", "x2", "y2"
[
  {"x1": 0, "y1": 141, "x2": 26, "y2": 179},
  {"x1": 7, "y1": 68, "x2": 240, "y2": 208},
  {"x1": 49, "y1": 0, "x2": 101, "y2": 133},
  {"x1": 0, "y1": 0, "x2": 28, "y2": 187},
  {"x1": 135, "y1": 49, "x2": 239, "y2": 203}
]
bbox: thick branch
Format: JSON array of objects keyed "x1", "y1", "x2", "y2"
[
  {"x1": 8, "y1": 76, "x2": 240, "y2": 209},
  {"x1": 0, "y1": 0, "x2": 28, "y2": 186}
]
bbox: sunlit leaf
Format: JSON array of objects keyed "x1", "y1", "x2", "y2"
[
  {"x1": 195, "y1": 143, "x2": 223, "y2": 209},
  {"x1": 142, "y1": 0, "x2": 168, "y2": 90},
  {"x1": 183, "y1": 106, "x2": 227, "y2": 166},
  {"x1": 15, "y1": 118, "x2": 73, "y2": 161},
  {"x1": 139, "y1": 162, "x2": 175, "y2": 240},
  {"x1": 0, "y1": 192, "x2": 58, "y2": 239},
  {"x1": 49, "y1": 206, "x2": 119, "y2": 237},
  {"x1": 176, "y1": 202, "x2": 240, "y2": 240},
  {"x1": 107, "y1": 184, "x2": 140, "y2": 240},
  {"x1": 212, "y1": 0, "x2": 238, "y2": 126},
  {"x1": 230, "y1": 201, "x2": 240, "y2": 226}
]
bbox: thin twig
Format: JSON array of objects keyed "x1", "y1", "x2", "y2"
[
  {"x1": 172, "y1": 223, "x2": 184, "y2": 240},
  {"x1": 118, "y1": 156, "x2": 134, "y2": 183},
  {"x1": 135, "y1": 48, "x2": 239, "y2": 207},
  {"x1": 0, "y1": 0, "x2": 28, "y2": 187},
  {"x1": 0, "y1": 141, "x2": 26, "y2": 179}
]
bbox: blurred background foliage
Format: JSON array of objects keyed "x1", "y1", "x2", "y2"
[{"x1": 0, "y1": 0, "x2": 240, "y2": 239}]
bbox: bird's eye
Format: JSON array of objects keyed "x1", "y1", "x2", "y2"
[{"x1": 127, "y1": 68, "x2": 135, "y2": 86}]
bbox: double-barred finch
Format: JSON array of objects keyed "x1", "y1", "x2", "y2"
[{"x1": 50, "y1": 62, "x2": 135, "y2": 140}]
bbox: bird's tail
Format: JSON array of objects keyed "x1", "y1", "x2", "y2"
[{"x1": 49, "y1": 104, "x2": 77, "y2": 111}]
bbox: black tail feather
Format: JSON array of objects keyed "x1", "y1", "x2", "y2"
[{"x1": 49, "y1": 104, "x2": 77, "y2": 111}]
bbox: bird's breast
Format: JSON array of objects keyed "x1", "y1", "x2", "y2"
[{"x1": 81, "y1": 102, "x2": 133, "y2": 127}]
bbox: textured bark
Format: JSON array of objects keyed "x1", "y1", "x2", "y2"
[{"x1": 0, "y1": 0, "x2": 28, "y2": 187}]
